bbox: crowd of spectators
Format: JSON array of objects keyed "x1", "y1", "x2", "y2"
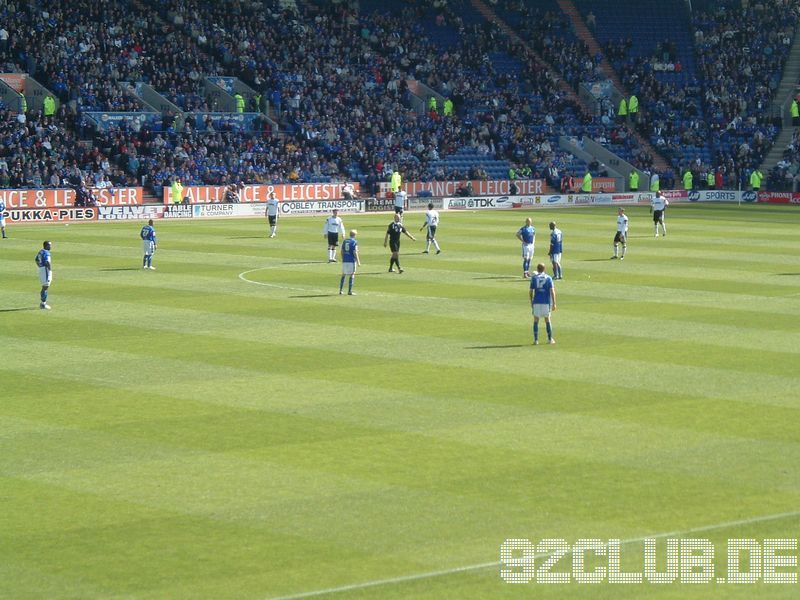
[
  {"x1": 0, "y1": 105, "x2": 132, "y2": 189},
  {"x1": 615, "y1": 0, "x2": 798, "y2": 185},
  {"x1": 0, "y1": 0, "x2": 222, "y2": 112},
  {"x1": 0, "y1": 0, "x2": 796, "y2": 193}
]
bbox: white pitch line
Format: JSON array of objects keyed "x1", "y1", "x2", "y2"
[
  {"x1": 238, "y1": 267, "x2": 320, "y2": 293},
  {"x1": 269, "y1": 509, "x2": 800, "y2": 599},
  {"x1": 238, "y1": 266, "x2": 488, "y2": 302}
]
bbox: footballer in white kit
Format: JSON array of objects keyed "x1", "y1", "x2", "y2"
[
  {"x1": 420, "y1": 203, "x2": 441, "y2": 254},
  {"x1": 612, "y1": 208, "x2": 628, "y2": 260},
  {"x1": 266, "y1": 192, "x2": 279, "y2": 237},
  {"x1": 650, "y1": 191, "x2": 668, "y2": 237},
  {"x1": 323, "y1": 209, "x2": 345, "y2": 262}
]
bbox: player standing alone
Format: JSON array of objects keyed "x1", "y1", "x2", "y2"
[
  {"x1": 323, "y1": 209, "x2": 345, "y2": 262},
  {"x1": 612, "y1": 208, "x2": 628, "y2": 260},
  {"x1": 384, "y1": 213, "x2": 415, "y2": 273},
  {"x1": 35, "y1": 241, "x2": 52, "y2": 309},
  {"x1": 339, "y1": 230, "x2": 361, "y2": 295},
  {"x1": 0, "y1": 199, "x2": 7, "y2": 238},
  {"x1": 394, "y1": 189, "x2": 407, "y2": 220},
  {"x1": 548, "y1": 221, "x2": 563, "y2": 279},
  {"x1": 266, "y1": 192, "x2": 279, "y2": 238},
  {"x1": 420, "y1": 203, "x2": 441, "y2": 254},
  {"x1": 516, "y1": 217, "x2": 535, "y2": 278},
  {"x1": 529, "y1": 263, "x2": 556, "y2": 345},
  {"x1": 650, "y1": 190, "x2": 668, "y2": 237},
  {"x1": 140, "y1": 219, "x2": 157, "y2": 270}
]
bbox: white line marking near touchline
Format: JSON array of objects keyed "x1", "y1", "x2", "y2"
[{"x1": 268, "y1": 509, "x2": 800, "y2": 599}]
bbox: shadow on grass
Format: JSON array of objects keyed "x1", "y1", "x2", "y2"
[
  {"x1": 289, "y1": 294, "x2": 338, "y2": 298},
  {"x1": 465, "y1": 344, "x2": 528, "y2": 349},
  {"x1": 775, "y1": 273, "x2": 800, "y2": 276},
  {"x1": 0, "y1": 307, "x2": 39, "y2": 313}
]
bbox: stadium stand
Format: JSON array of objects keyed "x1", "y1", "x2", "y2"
[{"x1": 0, "y1": 0, "x2": 796, "y2": 193}]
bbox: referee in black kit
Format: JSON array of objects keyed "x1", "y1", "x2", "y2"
[{"x1": 384, "y1": 213, "x2": 415, "y2": 273}]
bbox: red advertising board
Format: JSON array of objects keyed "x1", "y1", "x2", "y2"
[
  {"x1": 162, "y1": 183, "x2": 360, "y2": 204},
  {"x1": 757, "y1": 191, "x2": 800, "y2": 204},
  {"x1": 0, "y1": 187, "x2": 144, "y2": 209},
  {"x1": 381, "y1": 178, "x2": 616, "y2": 198}
]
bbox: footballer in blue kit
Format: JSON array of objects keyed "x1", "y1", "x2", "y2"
[
  {"x1": 0, "y1": 199, "x2": 7, "y2": 238},
  {"x1": 516, "y1": 218, "x2": 535, "y2": 278},
  {"x1": 35, "y1": 240, "x2": 52, "y2": 309},
  {"x1": 140, "y1": 219, "x2": 157, "y2": 270},
  {"x1": 548, "y1": 221, "x2": 563, "y2": 279},
  {"x1": 339, "y1": 230, "x2": 361, "y2": 295},
  {"x1": 529, "y1": 263, "x2": 556, "y2": 345}
]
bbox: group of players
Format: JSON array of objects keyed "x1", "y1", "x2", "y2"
[
  {"x1": 319, "y1": 201, "x2": 441, "y2": 295},
  {"x1": 26, "y1": 190, "x2": 669, "y2": 346}
]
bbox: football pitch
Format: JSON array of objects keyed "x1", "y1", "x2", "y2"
[{"x1": 1, "y1": 203, "x2": 799, "y2": 599}]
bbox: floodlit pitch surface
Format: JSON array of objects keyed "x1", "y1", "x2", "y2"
[{"x1": 1, "y1": 203, "x2": 799, "y2": 599}]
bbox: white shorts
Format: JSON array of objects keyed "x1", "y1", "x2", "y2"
[
  {"x1": 521, "y1": 243, "x2": 534, "y2": 260},
  {"x1": 38, "y1": 266, "x2": 52, "y2": 286},
  {"x1": 143, "y1": 240, "x2": 156, "y2": 255},
  {"x1": 342, "y1": 262, "x2": 356, "y2": 275},
  {"x1": 532, "y1": 303, "x2": 551, "y2": 318},
  {"x1": 550, "y1": 253, "x2": 561, "y2": 264}
]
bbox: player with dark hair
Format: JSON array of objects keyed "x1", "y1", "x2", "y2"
[
  {"x1": 420, "y1": 202, "x2": 441, "y2": 254},
  {"x1": 140, "y1": 219, "x2": 157, "y2": 270},
  {"x1": 35, "y1": 241, "x2": 53, "y2": 309}
]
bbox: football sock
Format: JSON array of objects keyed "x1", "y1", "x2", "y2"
[
  {"x1": 339, "y1": 275, "x2": 345, "y2": 292},
  {"x1": 348, "y1": 276, "x2": 354, "y2": 293},
  {"x1": 613, "y1": 244, "x2": 618, "y2": 257},
  {"x1": 533, "y1": 322, "x2": 539, "y2": 341},
  {"x1": 433, "y1": 239, "x2": 440, "y2": 251},
  {"x1": 143, "y1": 256, "x2": 147, "y2": 267},
  {"x1": 41, "y1": 289, "x2": 47, "y2": 303},
  {"x1": 425, "y1": 240, "x2": 430, "y2": 252},
  {"x1": 271, "y1": 226, "x2": 276, "y2": 235},
  {"x1": 546, "y1": 322, "x2": 553, "y2": 340},
  {"x1": 621, "y1": 245, "x2": 626, "y2": 257}
]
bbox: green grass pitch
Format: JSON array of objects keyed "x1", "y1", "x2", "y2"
[{"x1": 1, "y1": 203, "x2": 799, "y2": 599}]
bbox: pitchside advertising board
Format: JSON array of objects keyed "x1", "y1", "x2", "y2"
[
  {"x1": 380, "y1": 178, "x2": 617, "y2": 198},
  {"x1": 444, "y1": 192, "x2": 654, "y2": 210},
  {"x1": 163, "y1": 183, "x2": 361, "y2": 204},
  {"x1": 757, "y1": 191, "x2": 800, "y2": 204},
  {"x1": 0, "y1": 187, "x2": 144, "y2": 209},
  {"x1": 4, "y1": 207, "x2": 98, "y2": 223}
]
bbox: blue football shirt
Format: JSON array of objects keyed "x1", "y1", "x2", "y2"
[
  {"x1": 530, "y1": 272, "x2": 554, "y2": 304},
  {"x1": 342, "y1": 238, "x2": 358, "y2": 262},
  {"x1": 518, "y1": 225, "x2": 535, "y2": 244}
]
